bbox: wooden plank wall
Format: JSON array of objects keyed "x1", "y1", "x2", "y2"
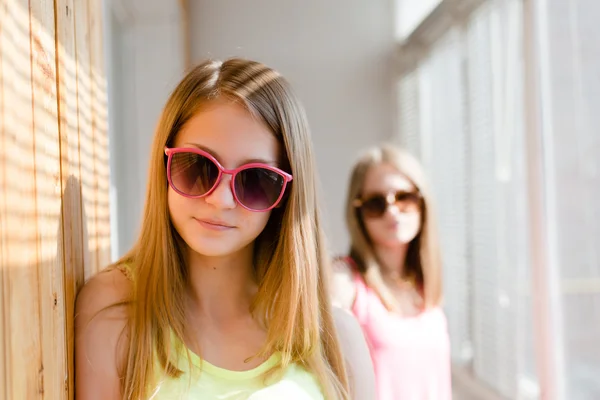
[{"x1": 0, "y1": 0, "x2": 110, "y2": 398}]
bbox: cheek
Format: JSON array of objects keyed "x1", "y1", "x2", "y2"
[
  {"x1": 168, "y1": 188, "x2": 184, "y2": 215},
  {"x1": 397, "y1": 213, "x2": 422, "y2": 241},
  {"x1": 167, "y1": 188, "x2": 194, "y2": 229},
  {"x1": 240, "y1": 210, "x2": 271, "y2": 238},
  {"x1": 364, "y1": 218, "x2": 384, "y2": 241}
]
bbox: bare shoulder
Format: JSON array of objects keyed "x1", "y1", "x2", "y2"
[
  {"x1": 75, "y1": 267, "x2": 132, "y2": 399},
  {"x1": 77, "y1": 266, "x2": 132, "y2": 311},
  {"x1": 330, "y1": 257, "x2": 357, "y2": 310},
  {"x1": 331, "y1": 306, "x2": 376, "y2": 400}
]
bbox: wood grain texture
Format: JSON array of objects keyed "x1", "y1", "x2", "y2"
[
  {"x1": 0, "y1": 1, "x2": 7, "y2": 397},
  {"x1": 88, "y1": 0, "x2": 111, "y2": 271},
  {"x1": 1, "y1": 0, "x2": 44, "y2": 398},
  {"x1": 0, "y1": 0, "x2": 108, "y2": 398},
  {"x1": 73, "y1": 0, "x2": 97, "y2": 281},
  {"x1": 55, "y1": 0, "x2": 84, "y2": 398},
  {"x1": 30, "y1": 0, "x2": 66, "y2": 397}
]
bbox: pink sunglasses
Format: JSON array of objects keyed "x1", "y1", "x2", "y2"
[{"x1": 164, "y1": 147, "x2": 293, "y2": 212}]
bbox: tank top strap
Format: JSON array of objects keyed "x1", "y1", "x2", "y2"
[
  {"x1": 342, "y1": 257, "x2": 370, "y2": 323},
  {"x1": 114, "y1": 262, "x2": 134, "y2": 281}
]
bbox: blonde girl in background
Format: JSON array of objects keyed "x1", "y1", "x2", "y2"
[{"x1": 332, "y1": 144, "x2": 451, "y2": 400}]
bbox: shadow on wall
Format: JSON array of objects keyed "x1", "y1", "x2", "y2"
[
  {"x1": 58, "y1": 174, "x2": 89, "y2": 398},
  {"x1": 59, "y1": 173, "x2": 112, "y2": 397}
]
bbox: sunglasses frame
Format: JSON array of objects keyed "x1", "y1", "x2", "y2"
[
  {"x1": 353, "y1": 190, "x2": 422, "y2": 217},
  {"x1": 164, "y1": 147, "x2": 293, "y2": 212}
]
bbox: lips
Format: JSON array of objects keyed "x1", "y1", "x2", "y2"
[
  {"x1": 386, "y1": 221, "x2": 400, "y2": 229},
  {"x1": 194, "y1": 217, "x2": 236, "y2": 230}
]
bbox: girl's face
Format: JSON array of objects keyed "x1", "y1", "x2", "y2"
[
  {"x1": 359, "y1": 163, "x2": 423, "y2": 249},
  {"x1": 167, "y1": 99, "x2": 283, "y2": 259}
]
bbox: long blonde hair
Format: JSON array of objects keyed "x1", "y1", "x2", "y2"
[
  {"x1": 115, "y1": 59, "x2": 349, "y2": 399},
  {"x1": 344, "y1": 144, "x2": 443, "y2": 310}
]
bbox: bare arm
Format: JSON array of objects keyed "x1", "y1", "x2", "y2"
[
  {"x1": 330, "y1": 258, "x2": 357, "y2": 310},
  {"x1": 75, "y1": 268, "x2": 131, "y2": 399},
  {"x1": 332, "y1": 306, "x2": 376, "y2": 400}
]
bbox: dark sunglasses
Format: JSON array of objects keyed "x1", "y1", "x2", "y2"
[
  {"x1": 164, "y1": 147, "x2": 293, "y2": 212},
  {"x1": 353, "y1": 190, "x2": 422, "y2": 218}
]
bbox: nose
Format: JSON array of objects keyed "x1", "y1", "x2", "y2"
[
  {"x1": 204, "y1": 173, "x2": 236, "y2": 209},
  {"x1": 384, "y1": 193, "x2": 401, "y2": 216},
  {"x1": 386, "y1": 203, "x2": 401, "y2": 217}
]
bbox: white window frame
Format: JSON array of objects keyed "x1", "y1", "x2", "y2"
[{"x1": 394, "y1": 0, "x2": 566, "y2": 398}]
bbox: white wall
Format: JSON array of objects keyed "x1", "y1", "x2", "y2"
[
  {"x1": 104, "y1": 0, "x2": 186, "y2": 258},
  {"x1": 189, "y1": 0, "x2": 397, "y2": 254}
]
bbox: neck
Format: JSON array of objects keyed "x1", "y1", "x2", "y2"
[
  {"x1": 185, "y1": 244, "x2": 257, "y2": 322},
  {"x1": 375, "y1": 244, "x2": 409, "y2": 281}
]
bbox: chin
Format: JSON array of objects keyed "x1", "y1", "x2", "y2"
[
  {"x1": 380, "y1": 240, "x2": 408, "y2": 249},
  {"x1": 378, "y1": 234, "x2": 416, "y2": 248},
  {"x1": 187, "y1": 241, "x2": 246, "y2": 258}
]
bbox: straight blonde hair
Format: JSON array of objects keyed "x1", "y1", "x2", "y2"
[
  {"x1": 344, "y1": 144, "x2": 443, "y2": 311},
  {"x1": 114, "y1": 59, "x2": 349, "y2": 399}
]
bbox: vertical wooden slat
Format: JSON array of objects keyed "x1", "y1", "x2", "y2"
[
  {"x1": 73, "y1": 0, "x2": 97, "y2": 278},
  {"x1": 30, "y1": 0, "x2": 65, "y2": 398},
  {"x1": 0, "y1": 0, "x2": 8, "y2": 397},
  {"x1": 88, "y1": 0, "x2": 111, "y2": 270},
  {"x1": 55, "y1": 0, "x2": 84, "y2": 398},
  {"x1": 0, "y1": 0, "x2": 44, "y2": 398}
]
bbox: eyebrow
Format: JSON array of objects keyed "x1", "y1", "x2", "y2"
[{"x1": 181, "y1": 142, "x2": 279, "y2": 166}]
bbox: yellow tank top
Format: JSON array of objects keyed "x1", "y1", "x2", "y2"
[
  {"x1": 153, "y1": 345, "x2": 324, "y2": 399},
  {"x1": 115, "y1": 264, "x2": 324, "y2": 399}
]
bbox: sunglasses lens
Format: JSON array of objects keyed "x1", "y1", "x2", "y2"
[
  {"x1": 361, "y1": 196, "x2": 387, "y2": 218},
  {"x1": 169, "y1": 152, "x2": 219, "y2": 196},
  {"x1": 395, "y1": 192, "x2": 421, "y2": 212},
  {"x1": 234, "y1": 167, "x2": 285, "y2": 211}
]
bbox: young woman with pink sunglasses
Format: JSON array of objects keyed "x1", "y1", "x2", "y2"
[
  {"x1": 332, "y1": 144, "x2": 452, "y2": 400},
  {"x1": 75, "y1": 59, "x2": 374, "y2": 400}
]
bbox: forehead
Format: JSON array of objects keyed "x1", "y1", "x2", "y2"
[
  {"x1": 362, "y1": 163, "x2": 416, "y2": 195},
  {"x1": 173, "y1": 99, "x2": 279, "y2": 167}
]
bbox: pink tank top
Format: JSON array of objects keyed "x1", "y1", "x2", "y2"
[{"x1": 351, "y1": 272, "x2": 452, "y2": 400}]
